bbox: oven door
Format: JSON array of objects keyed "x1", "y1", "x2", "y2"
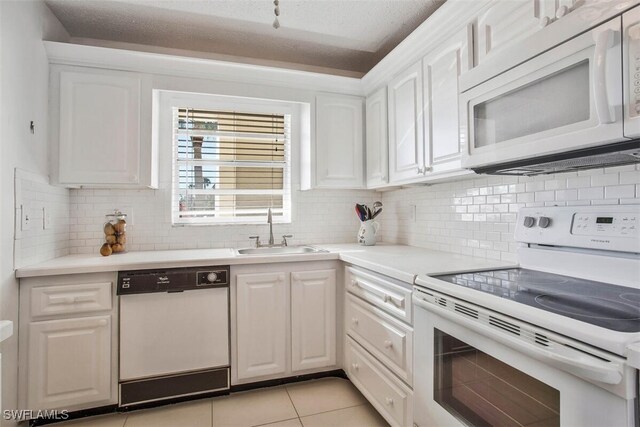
[
  {"x1": 413, "y1": 292, "x2": 637, "y2": 427},
  {"x1": 461, "y1": 17, "x2": 624, "y2": 170}
]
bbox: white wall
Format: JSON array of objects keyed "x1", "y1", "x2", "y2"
[
  {"x1": 380, "y1": 165, "x2": 640, "y2": 262},
  {"x1": 0, "y1": 2, "x2": 69, "y2": 424}
]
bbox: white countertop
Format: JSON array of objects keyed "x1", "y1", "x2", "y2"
[{"x1": 15, "y1": 243, "x2": 515, "y2": 284}]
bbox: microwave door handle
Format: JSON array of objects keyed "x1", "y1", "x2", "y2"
[{"x1": 593, "y1": 28, "x2": 616, "y2": 124}]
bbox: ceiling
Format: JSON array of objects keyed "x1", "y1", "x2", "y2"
[{"x1": 44, "y1": 0, "x2": 445, "y2": 76}]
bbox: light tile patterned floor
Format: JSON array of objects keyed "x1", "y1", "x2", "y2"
[{"x1": 56, "y1": 377, "x2": 389, "y2": 427}]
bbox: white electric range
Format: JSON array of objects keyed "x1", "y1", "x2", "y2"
[{"x1": 413, "y1": 205, "x2": 640, "y2": 427}]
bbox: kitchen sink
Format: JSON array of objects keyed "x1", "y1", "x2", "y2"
[{"x1": 236, "y1": 246, "x2": 328, "y2": 255}]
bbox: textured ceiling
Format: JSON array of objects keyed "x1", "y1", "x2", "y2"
[{"x1": 44, "y1": 0, "x2": 445, "y2": 75}]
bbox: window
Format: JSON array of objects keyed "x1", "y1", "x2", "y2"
[{"x1": 172, "y1": 106, "x2": 291, "y2": 225}]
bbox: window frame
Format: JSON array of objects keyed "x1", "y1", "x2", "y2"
[{"x1": 157, "y1": 91, "x2": 295, "y2": 226}]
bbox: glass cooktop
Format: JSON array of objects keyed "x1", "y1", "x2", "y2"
[{"x1": 432, "y1": 268, "x2": 640, "y2": 333}]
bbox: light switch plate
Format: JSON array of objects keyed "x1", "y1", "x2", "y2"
[
  {"x1": 43, "y1": 207, "x2": 51, "y2": 230},
  {"x1": 21, "y1": 205, "x2": 31, "y2": 231}
]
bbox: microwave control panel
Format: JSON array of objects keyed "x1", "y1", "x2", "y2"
[
  {"x1": 629, "y1": 23, "x2": 640, "y2": 117},
  {"x1": 625, "y1": 6, "x2": 640, "y2": 137}
]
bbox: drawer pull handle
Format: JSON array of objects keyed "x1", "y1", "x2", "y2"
[
  {"x1": 352, "y1": 363, "x2": 359, "y2": 371},
  {"x1": 385, "y1": 397, "x2": 394, "y2": 406},
  {"x1": 384, "y1": 340, "x2": 393, "y2": 349},
  {"x1": 98, "y1": 319, "x2": 108, "y2": 327},
  {"x1": 352, "y1": 317, "x2": 359, "y2": 325},
  {"x1": 351, "y1": 280, "x2": 358, "y2": 287}
]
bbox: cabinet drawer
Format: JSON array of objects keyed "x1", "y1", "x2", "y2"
[
  {"x1": 31, "y1": 282, "x2": 112, "y2": 318},
  {"x1": 346, "y1": 336, "x2": 413, "y2": 427},
  {"x1": 346, "y1": 266, "x2": 412, "y2": 324},
  {"x1": 346, "y1": 294, "x2": 413, "y2": 385}
]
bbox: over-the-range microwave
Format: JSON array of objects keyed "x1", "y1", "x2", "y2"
[{"x1": 460, "y1": 8, "x2": 640, "y2": 175}]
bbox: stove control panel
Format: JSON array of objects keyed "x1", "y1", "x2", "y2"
[
  {"x1": 572, "y1": 213, "x2": 638, "y2": 237},
  {"x1": 515, "y1": 206, "x2": 640, "y2": 252}
]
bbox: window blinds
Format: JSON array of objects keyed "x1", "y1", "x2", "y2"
[{"x1": 172, "y1": 108, "x2": 291, "y2": 224}]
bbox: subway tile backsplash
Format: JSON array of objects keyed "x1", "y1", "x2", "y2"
[
  {"x1": 68, "y1": 184, "x2": 378, "y2": 254},
  {"x1": 14, "y1": 169, "x2": 70, "y2": 268},
  {"x1": 63, "y1": 165, "x2": 640, "y2": 259},
  {"x1": 379, "y1": 165, "x2": 640, "y2": 263}
]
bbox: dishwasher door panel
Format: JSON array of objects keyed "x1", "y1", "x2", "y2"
[{"x1": 120, "y1": 288, "x2": 229, "y2": 380}]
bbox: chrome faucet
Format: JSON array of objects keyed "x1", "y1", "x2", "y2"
[{"x1": 267, "y1": 208, "x2": 275, "y2": 246}]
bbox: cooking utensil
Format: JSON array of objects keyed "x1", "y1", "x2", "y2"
[
  {"x1": 355, "y1": 204, "x2": 367, "y2": 221},
  {"x1": 371, "y1": 208, "x2": 383, "y2": 219}
]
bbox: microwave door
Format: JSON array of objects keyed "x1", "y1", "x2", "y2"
[{"x1": 461, "y1": 17, "x2": 624, "y2": 170}]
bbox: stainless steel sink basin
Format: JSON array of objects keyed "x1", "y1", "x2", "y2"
[{"x1": 236, "y1": 246, "x2": 327, "y2": 255}]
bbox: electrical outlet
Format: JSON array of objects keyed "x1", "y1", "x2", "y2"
[
  {"x1": 43, "y1": 207, "x2": 51, "y2": 230},
  {"x1": 21, "y1": 205, "x2": 31, "y2": 231}
]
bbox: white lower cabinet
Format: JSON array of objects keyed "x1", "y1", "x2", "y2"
[
  {"x1": 291, "y1": 269, "x2": 336, "y2": 372},
  {"x1": 18, "y1": 273, "x2": 118, "y2": 414},
  {"x1": 28, "y1": 316, "x2": 112, "y2": 410},
  {"x1": 233, "y1": 263, "x2": 338, "y2": 383},
  {"x1": 236, "y1": 272, "x2": 288, "y2": 380},
  {"x1": 346, "y1": 337, "x2": 413, "y2": 427},
  {"x1": 344, "y1": 265, "x2": 414, "y2": 427}
]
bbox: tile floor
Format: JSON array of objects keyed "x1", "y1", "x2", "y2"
[{"x1": 56, "y1": 377, "x2": 389, "y2": 427}]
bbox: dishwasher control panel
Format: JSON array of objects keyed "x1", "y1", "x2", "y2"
[{"x1": 118, "y1": 266, "x2": 230, "y2": 295}]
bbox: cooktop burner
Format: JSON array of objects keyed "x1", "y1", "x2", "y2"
[{"x1": 432, "y1": 268, "x2": 640, "y2": 332}]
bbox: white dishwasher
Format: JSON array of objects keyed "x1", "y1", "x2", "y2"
[{"x1": 117, "y1": 266, "x2": 230, "y2": 407}]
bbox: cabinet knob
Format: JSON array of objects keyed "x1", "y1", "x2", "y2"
[
  {"x1": 555, "y1": 5, "x2": 569, "y2": 18},
  {"x1": 352, "y1": 317, "x2": 359, "y2": 325},
  {"x1": 423, "y1": 166, "x2": 432, "y2": 175},
  {"x1": 352, "y1": 363, "x2": 359, "y2": 371},
  {"x1": 383, "y1": 294, "x2": 390, "y2": 303},
  {"x1": 540, "y1": 16, "x2": 552, "y2": 27},
  {"x1": 385, "y1": 397, "x2": 394, "y2": 406},
  {"x1": 98, "y1": 319, "x2": 108, "y2": 327},
  {"x1": 292, "y1": 274, "x2": 300, "y2": 281},
  {"x1": 384, "y1": 340, "x2": 393, "y2": 349},
  {"x1": 416, "y1": 167, "x2": 423, "y2": 175},
  {"x1": 351, "y1": 279, "x2": 358, "y2": 287}
]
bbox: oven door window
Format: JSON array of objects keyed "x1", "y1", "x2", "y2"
[{"x1": 434, "y1": 329, "x2": 560, "y2": 427}]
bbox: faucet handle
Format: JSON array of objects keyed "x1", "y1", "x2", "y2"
[
  {"x1": 249, "y1": 236, "x2": 261, "y2": 248},
  {"x1": 281, "y1": 235, "x2": 293, "y2": 246}
]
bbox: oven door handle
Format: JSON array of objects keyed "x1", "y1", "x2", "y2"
[
  {"x1": 413, "y1": 296, "x2": 624, "y2": 385},
  {"x1": 593, "y1": 28, "x2": 616, "y2": 124}
]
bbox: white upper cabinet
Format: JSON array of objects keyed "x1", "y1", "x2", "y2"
[
  {"x1": 315, "y1": 93, "x2": 365, "y2": 189},
  {"x1": 388, "y1": 61, "x2": 425, "y2": 184},
  {"x1": 423, "y1": 25, "x2": 473, "y2": 174},
  {"x1": 476, "y1": 0, "x2": 543, "y2": 66},
  {"x1": 52, "y1": 66, "x2": 157, "y2": 188},
  {"x1": 365, "y1": 87, "x2": 389, "y2": 188}
]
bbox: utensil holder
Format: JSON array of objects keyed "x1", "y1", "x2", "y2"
[{"x1": 358, "y1": 220, "x2": 379, "y2": 246}]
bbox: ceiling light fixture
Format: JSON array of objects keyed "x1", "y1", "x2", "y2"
[{"x1": 273, "y1": 0, "x2": 280, "y2": 29}]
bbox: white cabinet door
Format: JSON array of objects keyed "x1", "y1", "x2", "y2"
[
  {"x1": 28, "y1": 316, "x2": 111, "y2": 410},
  {"x1": 291, "y1": 269, "x2": 336, "y2": 372},
  {"x1": 476, "y1": 0, "x2": 543, "y2": 65},
  {"x1": 423, "y1": 25, "x2": 472, "y2": 174},
  {"x1": 365, "y1": 87, "x2": 389, "y2": 188},
  {"x1": 315, "y1": 93, "x2": 365, "y2": 188},
  {"x1": 388, "y1": 61, "x2": 425, "y2": 183},
  {"x1": 236, "y1": 272, "x2": 288, "y2": 380},
  {"x1": 57, "y1": 68, "x2": 143, "y2": 186}
]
